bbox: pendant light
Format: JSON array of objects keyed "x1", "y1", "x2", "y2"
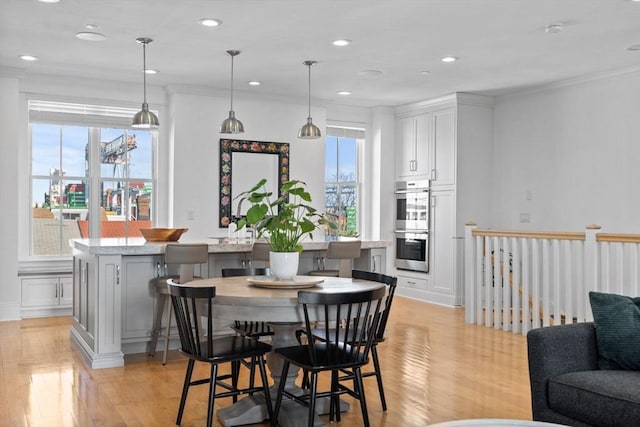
[
  {"x1": 132, "y1": 37, "x2": 159, "y2": 129},
  {"x1": 220, "y1": 50, "x2": 244, "y2": 134},
  {"x1": 298, "y1": 60, "x2": 321, "y2": 139}
]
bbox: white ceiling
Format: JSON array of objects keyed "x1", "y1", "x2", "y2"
[{"x1": 2, "y1": 0, "x2": 640, "y2": 108}]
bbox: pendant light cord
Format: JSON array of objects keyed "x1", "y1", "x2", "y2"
[
  {"x1": 142, "y1": 41, "x2": 148, "y2": 104},
  {"x1": 230, "y1": 54, "x2": 234, "y2": 111},
  {"x1": 307, "y1": 63, "x2": 312, "y2": 118}
]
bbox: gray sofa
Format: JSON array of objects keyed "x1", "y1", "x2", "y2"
[{"x1": 527, "y1": 322, "x2": 640, "y2": 426}]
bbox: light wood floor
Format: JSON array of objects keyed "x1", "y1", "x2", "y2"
[{"x1": 0, "y1": 296, "x2": 532, "y2": 427}]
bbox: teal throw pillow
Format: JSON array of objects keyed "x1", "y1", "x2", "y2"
[{"x1": 589, "y1": 291, "x2": 640, "y2": 370}]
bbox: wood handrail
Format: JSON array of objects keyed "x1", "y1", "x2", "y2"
[
  {"x1": 471, "y1": 229, "x2": 585, "y2": 241},
  {"x1": 471, "y1": 228, "x2": 640, "y2": 244},
  {"x1": 596, "y1": 233, "x2": 640, "y2": 243}
]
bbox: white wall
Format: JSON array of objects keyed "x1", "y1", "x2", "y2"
[
  {"x1": 0, "y1": 77, "x2": 20, "y2": 319},
  {"x1": 492, "y1": 70, "x2": 640, "y2": 233},
  {"x1": 169, "y1": 90, "x2": 327, "y2": 240}
]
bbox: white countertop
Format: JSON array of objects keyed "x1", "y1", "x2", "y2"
[{"x1": 70, "y1": 237, "x2": 391, "y2": 256}]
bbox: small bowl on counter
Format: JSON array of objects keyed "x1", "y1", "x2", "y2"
[{"x1": 139, "y1": 228, "x2": 188, "y2": 242}]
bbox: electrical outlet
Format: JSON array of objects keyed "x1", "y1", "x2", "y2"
[
  {"x1": 186, "y1": 209, "x2": 195, "y2": 220},
  {"x1": 520, "y1": 212, "x2": 530, "y2": 223}
]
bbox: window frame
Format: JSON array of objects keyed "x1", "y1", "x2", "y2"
[
  {"x1": 324, "y1": 125, "x2": 364, "y2": 238},
  {"x1": 24, "y1": 98, "x2": 158, "y2": 260}
]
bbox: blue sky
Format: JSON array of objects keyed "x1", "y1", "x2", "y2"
[
  {"x1": 325, "y1": 136, "x2": 357, "y2": 182},
  {"x1": 32, "y1": 124, "x2": 152, "y2": 206}
]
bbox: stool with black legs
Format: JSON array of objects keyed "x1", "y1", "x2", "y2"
[
  {"x1": 148, "y1": 243, "x2": 209, "y2": 365},
  {"x1": 307, "y1": 240, "x2": 361, "y2": 278}
]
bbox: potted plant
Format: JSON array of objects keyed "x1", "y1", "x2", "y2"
[{"x1": 236, "y1": 178, "x2": 336, "y2": 279}]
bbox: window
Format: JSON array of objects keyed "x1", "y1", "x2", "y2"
[
  {"x1": 29, "y1": 101, "x2": 156, "y2": 256},
  {"x1": 324, "y1": 126, "x2": 363, "y2": 238}
]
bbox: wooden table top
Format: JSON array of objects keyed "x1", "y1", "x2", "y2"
[{"x1": 185, "y1": 275, "x2": 385, "y2": 322}]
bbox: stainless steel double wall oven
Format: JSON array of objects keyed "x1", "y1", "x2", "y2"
[{"x1": 394, "y1": 180, "x2": 430, "y2": 273}]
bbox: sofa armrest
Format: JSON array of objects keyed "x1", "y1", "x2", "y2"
[{"x1": 527, "y1": 322, "x2": 599, "y2": 420}]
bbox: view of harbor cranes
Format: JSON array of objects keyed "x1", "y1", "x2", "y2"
[{"x1": 31, "y1": 124, "x2": 153, "y2": 254}]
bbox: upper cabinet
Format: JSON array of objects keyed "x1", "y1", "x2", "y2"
[
  {"x1": 431, "y1": 107, "x2": 456, "y2": 186},
  {"x1": 396, "y1": 104, "x2": 457, "y2": 187},
  {"x1": 397, "y1": 114, "x2": 430, "y2": 178}
]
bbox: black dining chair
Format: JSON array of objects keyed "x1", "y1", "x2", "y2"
[
  {"x1": 271, "y1": 286, "x2": 386, "y2": 427},
  {"x1": 221, "y1": 267, "x2": 275, "y2": 391},
  {"x1": 298, "y1": 269, "x2": 398, "y2": 411},
  {"x1": 221, "y1": 267, "x2": 275, "y2": 340},
  {"x1": 168, "y1": 281, "x2": 273, "y2": 427}
]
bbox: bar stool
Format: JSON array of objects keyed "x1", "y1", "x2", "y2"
[
  {"x1": 307, "y1": 240, "x2": 362, "y2": 278},
  {"x1": 248, "y1": 240, "x2": 271, "y2": 270},
  {"x1": 148, "y1": 243, "x2": 209, "y2": 364}
]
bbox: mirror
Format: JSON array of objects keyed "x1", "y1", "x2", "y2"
[{"x1": 219, "y1": 139, "x2": 290, "y2": 227}]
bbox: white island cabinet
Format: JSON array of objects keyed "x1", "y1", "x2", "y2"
[{"x1": 70, "y1": 237, "x2": 391, "y2": 369}]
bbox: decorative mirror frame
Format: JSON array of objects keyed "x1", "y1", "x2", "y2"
[{"x1": 219, "y1": 138, "x2": 290, "y2": 227}]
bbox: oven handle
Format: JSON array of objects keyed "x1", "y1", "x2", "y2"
[
  {"x1": 394, "y1": 188, "x2": 430, "y2": 194},
  {"x1": 394, "y1": 229, "x2": 429, "y2": 235}
]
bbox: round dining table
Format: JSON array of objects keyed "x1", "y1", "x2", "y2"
[{"x1": 187, "y1": 274, "x2": 386, "y2": 427}]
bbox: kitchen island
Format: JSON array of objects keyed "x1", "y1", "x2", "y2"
[{"x1": 69, "y1": 237, "x2": 390, "y2": 369}]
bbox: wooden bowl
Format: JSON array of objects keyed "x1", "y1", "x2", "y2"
[{"x1": 139, "y1": 228, "x2": 188, "y2": 242}]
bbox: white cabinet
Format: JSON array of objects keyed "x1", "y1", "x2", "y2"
[
  {"x1": 430, "y1": 190, "x2": 458, "y2": 303},
  {"x1": 71, "y1": 252, "x2": 122, "y2": 368},
  {"x1": 396, "y1": 114, "x2": 430, "y2": 178},
  {"x1": 397, "y1": 272, "x2": 428, "y2": 290},
  {"x1": 396, "y1": 107, "x2": 456, "y2": 185},
  {"x1": 431, "y1": 107, "x2": 456, "y2": 186},
  {"x1": 354, "y1": 248, "x2": 387, "y2": 274},
  {"x1": 21, "y1": 275, "x2": 72, "y2": 318},
  {"x1": 394, "y1": 93, "x2": 493, "y2": 306},
  {"x1": 120, "y1": 255, "x2": 163, "y2": 342}
]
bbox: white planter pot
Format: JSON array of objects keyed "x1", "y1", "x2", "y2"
[{"x1": 269, "y1": 251, "x2": 299, "y2": 281}]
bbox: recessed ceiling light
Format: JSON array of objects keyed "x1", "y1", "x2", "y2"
[
  {"x1": 37, "y1": 0, "x2": 60, "y2": 3},
  {"x1": 420, "y1": 70, "x2": 431, "y2": 75},
  {"x1": 19, "y1": 55, "x2": 39, "y2": 61},
  {"x1": 358, "y1": 69, "x2": 383, "y2": 77},
  {"x1": 626, "y1": 44, "x2": 640, "y2": 51},
  {"x1": 144, "y1": 69, "x2": 158, "y2": 74},
  {"x1": 332, "y1": 39, "x2": 351, "y2": 47},
  {"x1": 545, "y1": 23, "x2": 563, "y2": 34},
  {"x1": 85, "y1": 24, "x2": 99, "y2": 30},
  {"x1": 199, "y1": 18, "x2": 223, "y2": 27},
  {"x1": 248, "y1": 81, "x2": 261, "y2": 86},
  {"x1": 337, "y1": 91, "x2": 352, "y2": 96},
  {"x1": 76, "y1": 31, "x2": 106, "y2": 41},
  {"x1": 441, "y1": 56, "x2": 457, "y2": 63}
]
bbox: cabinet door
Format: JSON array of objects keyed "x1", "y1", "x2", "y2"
[
  {"x1": 432, "y1": 107, "x2": 455, "y2": 186},
  {"x1": 431, "y1": 191, "x2": 456, "y2": 296},
  {"x1": 59, "y1": 277, "x2": 73, "y2": 307},
  {"x1": 21, "y1": 277, "x2": 58, "y2": 307},
  {"x1": 121, "y1": 255, "x2": 162, "y2": 340},
  {"x1": 209, "y1": 253, "x2": 247, "y2": 277},
  {"x1": 397, "y1": 274, "x2": 428, "y2": 290},
  {"x1": 353, "y1": 248, "x2": 387, "y2": 274},
  {"x1": 397, "y1": 114, "x2": 432, "y2": 178},
  {"x1": 396, "y1": 116, "x2": 416, "y2": 177},
  {"x1": 413, "y1": 113, "x2": 431, "y2": 176}
]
